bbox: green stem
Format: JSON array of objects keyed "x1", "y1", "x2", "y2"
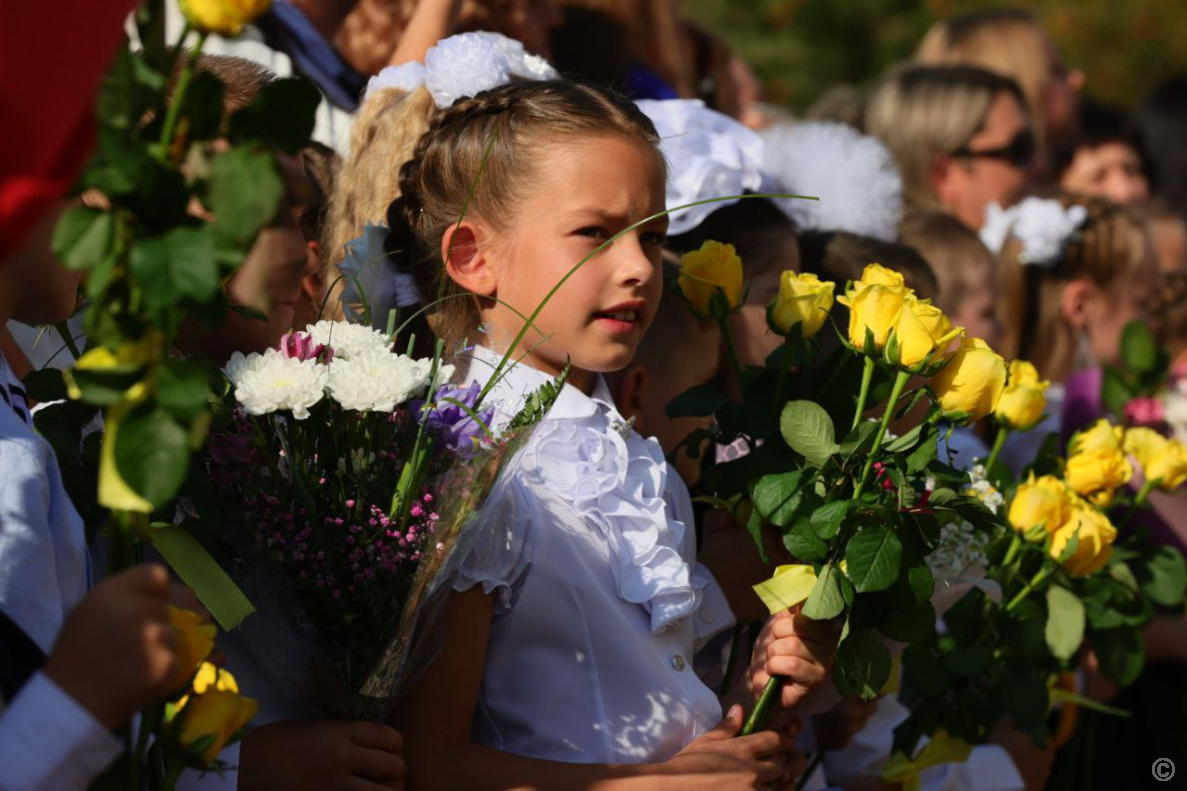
[
  {"x1": 741, "y1": 675, "x2": 781, "y2": 736},
  {"x1": 155, "y1": 31, "x2": 207, "y2": 160},
  {"x1": 985, "y1": 427, "x2": 1009, "y2": 481},
  {"x1": 1118, "y1": 479, "x2": 1157, "y2": 531},
  {"x1": 854, "y1": 369, "x2": 911, "y2": 500},
  {"x1": 771, "y1": 336, "x2": 801, "y2": 413},
  {"x1": 796, "y1": 751, "x2": 825, "y2": 790},
  {"x1": 1002, "y1": 533, "x2": 1023, "y2": 568},
  {"x1": 54, "y1": 321, "x2": 83, "y2": 360},
  {"x1": 851, "y1": 356, "x2": 875, "y2": 431},
  {"x1": 1006, "y1": 565, "x2": 1055, "y2": 612},
  {"x1": 719, "y1": 315, "x2": 744, "y2": 381},
  {"x1": 719, "y1": 624, "x2": 744, "y2": 699}
]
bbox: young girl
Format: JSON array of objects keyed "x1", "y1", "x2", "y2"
[
  {"x1": 985, "y1": 194, "x2": 1157, "y2": 471},
  {"x1": 389, "y1": 79, "x2": 833, "y2": 789}
]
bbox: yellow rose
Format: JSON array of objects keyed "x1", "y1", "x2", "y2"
[
  {"x1": 1049, "y1": 504, "x2": 1117, "y2": 576},
  {"x1": 1069, "y1": 419, "x2": 1125, "y2": 455},
  {"x1": 180, "y1": 0, "x2": 273, "y2": 36},
  {"x1": 677, "y1": 240, "x2": 744, "y2": 317},
  {"x1": 1123, "y1": 426, "x2": 1170, "y2": 467},
  {"x1": 1146, "y1": 441, "x2": 1187, "y2": 490},
  {"x1": 994, "y1": 360, "x2": 1049, "y2": 430},
  {"x1": 1064, "y1": 448, "x2": 1133, "y2": 507},
  {"x1": 894, "y1": 298, "x2": 962, "y2": 368},
  {"x1": 839, "y1": 284, "x2": 905, "y2": 352},
  {"x1": 768, "y1": 271, "x2": 835, "y2": 337},
  {"x1": 176, "y1": 663, "x2": 258, "y2": 764},
  {"x1": 170, "y1": 607, "x2": 217, "y2": 690},
  {"x1": 1009, "y1": 474, "x2": 1075, "y2": 539},
  {"x1": 851, "y1": 263, "x2": 908, "y2": 294},
  {"x1": 928, "y1": 337, "x2": 1007, "y2": 421}
]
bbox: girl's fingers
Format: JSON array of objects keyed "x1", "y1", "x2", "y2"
[
  {"x1": 755, "y1": 756, "x2": 786, "y2": 784},
  {"x1": 350, "y1": 721, "x2": 405, "y2": 753},
  {"x1": 737, "y1": 730, "x2": 789, "y2": 758},
  {"x1": 349, "y1": 747, "x2": 407, "y2": 781},
  {"x1": 766, "y1": 656, "x2": 827, "y2": 685},
  {"x1": 343, "y1": 778, "x2": 402, "y2": 791}
]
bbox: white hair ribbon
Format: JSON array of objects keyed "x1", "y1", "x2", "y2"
[{"x1": 980, "y1": 197, "x2": 1089, "y2": 267}]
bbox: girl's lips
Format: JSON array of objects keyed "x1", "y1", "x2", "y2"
[
  {"x1": 592, "y1": 301, "x2": 648, "y2": 335},
  {"x1": 593, "y1": 315, "x2": 641, "y2": 335}
]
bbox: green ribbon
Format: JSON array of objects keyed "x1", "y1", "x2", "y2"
[{"x1": 150, "y1": 525, "x2": 255, "y2": 631}]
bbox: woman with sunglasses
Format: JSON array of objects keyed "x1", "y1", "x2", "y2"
[{"x1": 866, "y1": 64, "x2": 1037, "y2": 232}]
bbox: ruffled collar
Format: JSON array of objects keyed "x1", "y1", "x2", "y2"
[{"x1": 463, "y1": 346, "x2": 700, "y2": 633}]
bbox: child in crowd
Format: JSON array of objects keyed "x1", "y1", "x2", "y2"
[
  {"x1": 1147, "y1": 200, "x2": 1187, "y2": 277},
  {"x1": 1054, "y1": 99, "x2": 1149, "y2": 206},
  {"x1": 388, "y1": 79, "x2": 831, "y2": 789}
]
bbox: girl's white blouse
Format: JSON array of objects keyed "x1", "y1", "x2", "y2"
[{"x1": 452, "y1": 348, "x2": 735, "y2": 764}]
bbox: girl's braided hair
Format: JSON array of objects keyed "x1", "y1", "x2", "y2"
[{"x1": 384, "y1": 79, "x2": 662, "y2": 350}]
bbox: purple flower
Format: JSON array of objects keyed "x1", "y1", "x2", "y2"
[
  {"x1": 415, "y1": 381, "x2": 494, "y2": 457},
  {"x1": 208, "y1": 431, "x2": 259, "y2": 486},
  {"x1": 278, "y1": 330, "x2": 333, "y2": 363}
]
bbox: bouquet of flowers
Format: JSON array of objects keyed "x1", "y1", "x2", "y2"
[
  {"x1": 190, "y1": 320, "x2": 563, "y2": 719},
  {"x1": 1100, "y1": 320, "x2": 1187, "y2": 443},
  {"x1": 668, "y1": 249, "x2": 1009, "y2": 734},
  {"x1": 891, "y1": 404, "x2": 1187, "y2": 777}
]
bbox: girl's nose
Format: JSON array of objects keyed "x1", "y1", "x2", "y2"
[{"x1": 617, "y1": 237, "x2": 656, "y2": 287}]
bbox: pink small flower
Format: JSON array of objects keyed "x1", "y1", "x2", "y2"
[
  {"x1": 1125, "y1": 396, "x2": 1165, "y2": 427},
  {"x1": 279, "y1": 330, "x2": 333, "y2": 363}
]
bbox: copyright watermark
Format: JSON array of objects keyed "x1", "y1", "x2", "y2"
[{"x1": 1153, "y1": 758, "x2": 1176, "y2": 782}]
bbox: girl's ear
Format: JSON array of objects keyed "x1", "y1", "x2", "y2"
[
  {"x1": 929, "y1": 154, "x2": 957, "y2": 204},
  {"x1": 1060, "y1": 278, "x2": 1094, "y2": 330},
  {"x1": 442, "y1": 220, "x2": 497, "y2": 297}
]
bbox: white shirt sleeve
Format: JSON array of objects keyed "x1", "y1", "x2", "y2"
[
  {"x1": 690, "y1": 561, "x2": 736, "y2": 652},
  {"x1": 0, "y1": 671, "x2": 122, "y2": 791}
]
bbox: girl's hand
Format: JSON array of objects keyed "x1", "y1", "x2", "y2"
[
  {"x1": 812, "y1": 695, "x2": 881, "y2": 751},
  {"x1": 749, "y1": 607, "x2": 840, "y2": 718},
  {"x1": 665, "y1": 705, "x2": 792, "y2": 789},
  {"x1": 240, "y1": 720, "x2": 406, "y2": 791}
]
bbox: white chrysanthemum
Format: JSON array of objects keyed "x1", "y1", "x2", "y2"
[
  {"x1": 966, "y1": 464, "x2": 1005, "y2": 514},
  {"x1": 1166, "y1": 387, "x2": 1187, "y2": 444},
  {"x1": 306, "y1": 320, "x2": 391, "y2": 360},
  {"x1": 327, "y1": 349, "x2": 434, "y2": 412},
  {"x1": 229, "y1": 349, "x2": 328, "y2": 420},
  {"x1": 927, "y1": 520, "x2": 990, "y2": 585},
  {"x1": 761, "y1": 121, "x2": 903, "y2": 241},
  {"x1": 424, "y1": 32, "x2": 511, "y2": 108}
]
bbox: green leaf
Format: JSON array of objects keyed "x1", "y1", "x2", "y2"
[
  {"x1": 780, "y1": 400, "x2": 839, "y2": 467},
  {"x1": 1044, "y1": 585, "x2": 1086, "y2": 661},
  {"x1": 1121, "y1": 321, "x2": 1158, "y2": 375},
  {"x1": 52, "y1": 207, "x2": 115, "y2": 271},
  {"x1": 783, "y1": 516, "x2": 827, "y2": 563},
  {"x1": 901, "y1": 641, "x2": 950, "y2": 697},
  {"x1": 803, "y1": 562, "x2": 846, "y2": 620},
  {"x1": 1100, "y1": 365, "x2": 1132, "y2": 418},
  {"x1": 129, "y1": 226, "x2": 219, "y2": 308},
  {"x1": 879, "y1": 600, "x2": 937, "y2": 643},
  {"x1": 839, "y1": 421, "x2": 879, "y2": 462},
  {"x1": 844, "y1": 526, "x2": 902, "y2": 593},
  {"x1": 943, "y1": 646, "x2": 992, "y2": 676},
  {"x1": 114, "y1": 403, "x2": 191, "y2": 509},
  {"x1": 906, "y1": 564, "x2": 935, "y2": 606},
  {"x1": 884, "y1": 423, "x2": 925, "y2": 453},
  {"x1": 1090, "y1": 627, "x2": 1145, "y2": 686},
  {"x1": 666, "y1": 384, "x2": 729, "y2": 418},
  {"x1": 180, "y1": 69, "x2": 227, "y2": 142},
  {"x1": 1136, "y1": 546, "x2": 1187, "y2": 607},
  {"x1": 227, "y1": 77, "x2": 321, "y2": 154},
  {"x1": 208, "y1": 147, "x2": 285, "y2": 246},
  {"x1": 68, "y1": 366, "x2": 146, "y2": 406},
  {"x1": 746, "y1": 505, "x2": 770, "y2": 564},
  {"x1": 22, "y1": 368, "x2": 68, "y2": 403},
  {"x1": 157, "y1": 358, "x2": 215, "y2": 421},
  {"x1": 832, "y1": 627, "x2": 891, "y2": 700},
  {"x1": 810, "y1": 500, "x2": 850, "y2": 540},
  {"x1": 1002, "y1": 663, "x2": 1049, "y2": 740},
  {"x1": 751, "y1": 471, "x2": 804, "y2": 529},
  {"x1": 907, "y1": 429, "x2": 939, "y2": 474}
]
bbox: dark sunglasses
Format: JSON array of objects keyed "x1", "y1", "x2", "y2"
[{"x1": 952, "y1": 128, "x2": 1036, "y2": 169}]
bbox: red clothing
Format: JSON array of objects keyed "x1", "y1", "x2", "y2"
[{"x1": 0, "y1": 1, "x2": 137, "y2": 258}]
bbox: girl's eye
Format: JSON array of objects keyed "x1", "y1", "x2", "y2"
[
  {"x1": 576, "y1": 227, "x2": 609, "y2": 241},
  {"x1": 641, "y1": 231, "x2": 668, "y2": 247}
]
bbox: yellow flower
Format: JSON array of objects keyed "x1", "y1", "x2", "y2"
[
  {"x1": 851, "y1": 263, "x2": 908, "y2": 294},
  {"x1": 170, "y1": 607, "x2": 217, "y2": 690},
  {"x1": 839, "y1": 284, "x2": 905, "y2": 352},
  {"x1": 929, "y1": 337, "x2": 1007, "y2": 421},
  {"x1": 1064, "y1": 448, "x2": 1133, "y2": 507},
  {"x1": 1008, "y1": 474, "x2": 1074, "y2": 539},
  {"x1": 1123, "y1": 427, "x2": 1170, "y2": 467},
  {"x1": 180, "y1": 0, "x2": 272, "y2": 36},
  {"x1": 768, "y1": 271, "x2": 835, "y2": 338},
  {"x1": 677, "y1": 240, "x2": 744, "y2": 317},
  {"x1": 1146, "y1": 441, "x2": 1187, "y2": 490},
  {"x1": 1069, "y1": 419, "x2": 1125, "y2": 455},
  {"x1": 1049, "y1": 503, "x2": 1117, "y2": 576},
  {"x1": 894, "y1": 298, "x2": 962, "y2": 368},
  {"x1": 995, "y1": 360, "x2": 1049, "y2": 430},
  {"x1": 176, "y1": 663, "x2": 258, "y2": 764}
]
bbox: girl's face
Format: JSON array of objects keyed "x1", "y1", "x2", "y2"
[
  {"x1": 478, "y1": 135, "x2": 667, "y2": 390},
  {"x1": 1081, "y1": 256, "x2": 1158, "y2": 367}
]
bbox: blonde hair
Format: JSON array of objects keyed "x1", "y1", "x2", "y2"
[
  {"x1": 898, "y1": 210, "x2": 994, "y2": 314},
  {"x1": 386, "y1": 80, "x2": 661, "y2": 350},
  {"x1": 866, "y1": 64, "x2": 1027, "y2": 213},
  {"x1": 916, "y1": 9, "x2": 1051, "y2": 151},
  {"x1": 998, "y1": 195, "x2": 1152, "y2": 377},
  {"x1": 320, "y1": 86, "x2": 436, "y2": 318}
]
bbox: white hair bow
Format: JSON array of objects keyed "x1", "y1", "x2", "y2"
[
  {"x1": 980, "y1": 197, "x2": 1088, "y2": 267},
  {"x1": 363, "y1": 32, "x2": 559, "y2": 109}
]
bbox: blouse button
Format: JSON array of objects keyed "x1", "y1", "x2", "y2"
[{"x1": 671, "y1": 654, "x2": 686, "y2": 672}]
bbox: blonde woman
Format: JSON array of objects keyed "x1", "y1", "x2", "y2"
[
  {"x1": 866, "y1": 64, "x2": 1035, "y2": 232},
  {"x1": 916, "y1": 7, "x2": 1084, "y2": 161}
]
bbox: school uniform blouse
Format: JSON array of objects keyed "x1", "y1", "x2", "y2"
[{"x1": 453, "y1": 348, "x2": 735, "y2": 764}]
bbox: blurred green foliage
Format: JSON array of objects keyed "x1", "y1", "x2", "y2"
[{"x1": 683, "y1": 0, "x2": 1187, "y2": 112}]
